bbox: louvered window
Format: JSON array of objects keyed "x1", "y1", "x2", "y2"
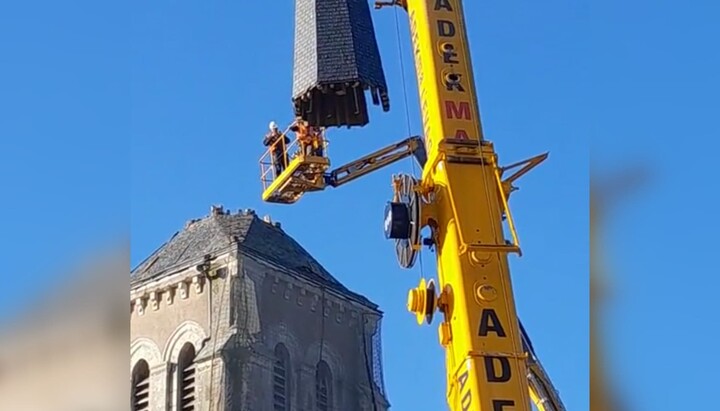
[
  {"x1": 177, "y1": 343, "x2": 197, "y2": 411},
  {"x1": 273, "y1": 344, "x2": 290, "y2": 411},
  {"x1": 315, "y1": 361, "x2": 331, "y2": 411},
  {"x1": 132, "y1": 360, "x2": 150, "y2": 411}
]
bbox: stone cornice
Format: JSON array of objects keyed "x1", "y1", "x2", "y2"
[
  {"x1": 266, "y1": 269, "x2": 376, "y2": 330},
  {"x1": 244, "y1": 252, "x2": 381, "y2": 318},
  {"x1": 130, "y1": 252, "x2": 234, "y2": 316}
]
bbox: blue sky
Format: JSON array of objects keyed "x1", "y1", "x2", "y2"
[
  {"x1": 0, "y1": 2, "x2": 128, "y2": 321},
  {"x1": 589, "y1": 1, "x2": 720, "y2": 410},
  {"x1": 129, "y1": 1, "x2": 587, "y2": 410},
  {"x1": 4, "y1": 0, "x2": 718, "y2": 410}
]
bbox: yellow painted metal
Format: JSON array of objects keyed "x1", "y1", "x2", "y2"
[
  {"x1": 257, "y1": 0, "x2": 563, "y2": 409},
  {"x1": 261, "y1": 154, "x2": 329, "y2": 204},
  {"x1": 407, "y1": 278, "x2": 430, "y2": 325},
  {"x1": 260, "y1": 132, "x2": 330, "y2": 204},
  {"x1": 406, "y1": 0, "x2": 483, "y2": 167},
  {"x1": 403, "y1": 0, "x2": 535, "y2": 409}
]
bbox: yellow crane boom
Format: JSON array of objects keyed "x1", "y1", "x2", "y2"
[
  {"x1": 259, "y1": 0, "x2": 566, "y2": 409},
  {"x1": 392, "y1": 1, "x2": 532, "y2": 409}
]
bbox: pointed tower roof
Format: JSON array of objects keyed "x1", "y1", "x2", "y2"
[{"x1": 131, "y1": 206, "x2": 376, "y2": 309}]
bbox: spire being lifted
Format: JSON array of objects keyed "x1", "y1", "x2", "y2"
[{"x1": 291, "y1": 0, "x2": 390, "y2": 128}]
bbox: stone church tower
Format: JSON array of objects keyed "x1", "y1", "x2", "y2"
[{"x1": 130, "y1": 205, "x2": 390, "y2": 411}]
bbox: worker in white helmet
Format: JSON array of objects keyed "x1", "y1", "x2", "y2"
[{"x1": 263, "y1": 121, "x2": 290, "y2": 176}]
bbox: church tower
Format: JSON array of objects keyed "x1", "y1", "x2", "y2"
[{"x1": 130, "y1": 205, "x2": 390, "y2": 411}]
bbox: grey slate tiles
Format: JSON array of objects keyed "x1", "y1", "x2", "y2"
[
  {"x1": 291, "y1": 0, "x2": 390, "y2": 128},
  {"x1": 131, "y1": 208, "x2": 374, "y2": 307}
]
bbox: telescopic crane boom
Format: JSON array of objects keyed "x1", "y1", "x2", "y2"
[{"x1": 258, "y1": 0, "x2": 566, "y2": 410}]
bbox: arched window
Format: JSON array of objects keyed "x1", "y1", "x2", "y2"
[
  {"x1": 177, "y1": 343, "x2": 197, "y2": 411},
  {"x1": 273, "y1": 344, "x2": 290, "y2": 411},
  {"x1": 315, "y1": 360, "x2": 332, "y2": 411},
  {"x1": 131, "y1": 360, "x2": 150, "y2": 411}
]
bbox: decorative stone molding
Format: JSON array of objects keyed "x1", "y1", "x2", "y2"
[
  {"x1": 178, "y1": 281, "x2": 189, "y2": 300},
  {"x1": 165, "y1": 287, "x2": 175, "y2": 305},
  {"x1": 304, "y1": 340, "x2": 345, "y2": 380},
  {"x1": 130, "y1": 337, "x2": 163, "y2": 370},
  {"x1": 310, "y1": 294, "x2": 320, "y2": 312},
  {"x1": 265, "y1": 322, "x2": 302, "y2": 364},
  {"x1": 336, "y1": 305, "x2": 345, "y2": 324},
  {"x1": 349, "y1": 310, "x2": 360, "y2": 327},
  {"x1": 297, "y1": 288, "x2": 307, "y2": 307},
  {"x1": 135, "y1": 296, "x2": 146, "y2": 315},
  {"x1": 163, "y1": 320, "x2": 209, "y2": 363},
  {"x1": 283, "y1": 282, "x2": 292, "y2": 301},
  {"x1": 192, "y1": 275, "x2": 204, "y2": 294},
  {"x1": 131, "y1": 252, "x2": 235, "y2": 316},
  {"x1": 149, "y1": 291, "x2": 159, "y2": 311}
]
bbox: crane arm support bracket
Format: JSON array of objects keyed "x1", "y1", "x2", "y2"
[
  {"x1": 500, "y1": 152, "x2": 549, "y2": 187},
  {"x1": 326, "y1": 136, "x2": 426, "y2": 187}
]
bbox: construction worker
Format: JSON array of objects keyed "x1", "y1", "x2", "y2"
[
  {"x1": 263, "y1": 121, "x2": 290, "y2": 176},
  {"x1": 309, "y1": 125, "x2": 324, "y2": 157},
  {"x1": 290, "y1": 118, "x2": 313, "y2": 156}
]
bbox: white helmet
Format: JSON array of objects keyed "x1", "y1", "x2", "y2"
[{"x1": 269, "y1": 121, "x2": 278, "y2": 131}]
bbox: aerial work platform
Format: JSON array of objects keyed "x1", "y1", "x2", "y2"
[
  {"x1": 261, "y1": 132, "x2": 426, "y2": 205},
  {"x1": 260, "y1": 124, "x2": 330, "y2": 204}
]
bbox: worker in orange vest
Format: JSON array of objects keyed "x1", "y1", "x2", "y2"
[
  {"x1": 308, "y1": 125, "x2": 324, "y2": 157},
  {"x1": 290, "y1": 118, "x2": 313, "y2": 156}
]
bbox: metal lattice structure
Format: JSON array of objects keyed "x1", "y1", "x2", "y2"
[{"x1": 371, "y1": 318, "x2": 386, "y2": 397}]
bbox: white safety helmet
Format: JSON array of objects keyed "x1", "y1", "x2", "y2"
[{"x1": 269, "y1": 121, "x2": 278, "y2": 131}]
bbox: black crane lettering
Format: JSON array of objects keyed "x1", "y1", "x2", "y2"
[
  {"x1": 493, "y1": 400, "x2": 515, "y2": 411},
  {"x1": 461, "y1": 391, "x2": 472, "y2": 411},
  {"x1": 434, "y1": 0, "x2": 454, "y2": 11},
  {"x1": 442, "y1": 43, "x2": 460, "y2": 64},
  {"x1": 478, "y1": 309, "x2": 507, "y2": 337},
  {"x1": 445, "y1": 73, "x2": 465, "y2": 92},
  {"x1": 437, "y1": 20, "x2": 456, "y2": 37},
  {"x1": 458, "y1": 369, "x2": 472, "y2": 410},
  {"x1": 484, "y1": 356, "x2": 511, "y2": 382}
]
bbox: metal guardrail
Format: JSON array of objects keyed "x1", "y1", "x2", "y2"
[{"x1": 259, "y1": 125, "x2": 330, "y2": 193}]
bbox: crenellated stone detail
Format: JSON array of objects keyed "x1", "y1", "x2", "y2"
[
  {"x1": 149, "y1": 291, "x2": 159, "y2": 311},
  {"x1": 310, "y1": 293, "x2": 320, "y2": 313},
  {"x1": 283, "y1": 282, "x2": 292, "y2": 301},
  {"x1": 297, "y1": 288, "x2": 307, "y2": 307},
  {"x1": 192, "y1": 275, "x2": 204, "y2": 294},
  {"x1": 178, "y1": 281, "x2": 189, "y2": 300},
  {"x1": 336, "y1": 305, "x2": 345, "y2": 324},
  {"x1": 135, "y1": 296, "x2": 146, "y2": 315},
  {"x1": 262, "y1": 272, "x2": 370, "y2": 328},
  {"x1": 165, "y1": 287, "x2": 175, "y2": 305},
  {"x1": 130, "y1": 264, "x2": 225, "y2": 317}
]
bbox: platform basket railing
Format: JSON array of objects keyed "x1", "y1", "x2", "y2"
[{"x1": 259, "y1": 126, "x2": 331, "y2": 193}]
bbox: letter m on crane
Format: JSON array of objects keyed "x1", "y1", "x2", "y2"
[{"x1": 445, "y1": 101, "x2": 472, "y2": 120}]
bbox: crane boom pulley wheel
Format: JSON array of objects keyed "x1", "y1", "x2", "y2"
[
  {"x1": 385, "y1": 173, "x2": 421, "y2": 269},
  {"x1": 407, "y1": 278, "x2": 437, "y2": 325}
]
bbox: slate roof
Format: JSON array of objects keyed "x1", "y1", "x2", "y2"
[
  {"x1": 292, "y1": 0, "x2": 388, "y2": 92},
  {"x1": 131, "y1": 208, "x2": 376, "y2": 309},
  {"x1": 291, "y1": 0, "x2": 390, "y2": 127}
]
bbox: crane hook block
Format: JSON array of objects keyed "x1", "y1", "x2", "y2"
[{"x1": 291, "y1": 0, "x2": 390, "y2": 129}]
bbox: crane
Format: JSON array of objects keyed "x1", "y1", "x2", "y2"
[{"x1": 258, "y1": 0, "x2": 566, "y2": 410}]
